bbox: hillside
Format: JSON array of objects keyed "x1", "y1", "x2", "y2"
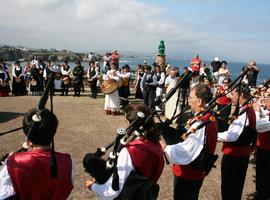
[{"x1": 0, "y1": 45, "x2": 101, "y2": 62}]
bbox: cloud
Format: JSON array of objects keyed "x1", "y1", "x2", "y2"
[
  {"x1": 0, "y1": 0, "x2": 202, "y2": 49},
  {"x1": 18, "y1": 0, "x2": 70, "y2": 9},
  {"x1": 75, "y1": 0, "x2": 167, "y2": 31},
  {"x1": 0, "y1": 0, "x2": 269, "y2": 63}
]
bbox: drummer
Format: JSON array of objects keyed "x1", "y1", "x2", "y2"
[
  {"x1": 61, "y1": 61, "x2": 71, "y2": 96},
  {"x1": 116, "y1": 64, "x2": 131, "y2": 108},
  {"x1": 0, "y1": 63, "x2": 10, "y2": 97},
  {"x1": 11, "y1": 61, "x2": 27, "y2": 96},
  {"x1": 103, "y1": 63, "x2": 120, "y2": 115},
  {"x1": 87, "y1": 61, "x2": 99, "y2": 99}
]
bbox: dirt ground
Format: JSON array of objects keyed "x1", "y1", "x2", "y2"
[{"x1": 0, "y1": 90, "x2": 256, "y2": 200}]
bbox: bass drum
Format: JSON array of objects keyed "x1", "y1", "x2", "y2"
[{"x1": 101, "y1": 78, "x2": 123, "y2": 94}]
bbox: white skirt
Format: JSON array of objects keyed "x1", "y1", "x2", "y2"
[{"x1": 104, "y1": 90, "x2": 120, "y2": 111}]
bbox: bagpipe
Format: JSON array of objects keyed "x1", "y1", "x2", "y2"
[
  {"x1": 0, "y1": 65, "x2": 61, "y2": 174},
  {"x1": 82, "y1": 72, "x2": 192, "y2": 194}
]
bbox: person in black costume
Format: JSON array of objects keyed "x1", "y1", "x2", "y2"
[
  {"x1": 11, "y1": 61, "x2": 27, "y2": 96},
  {"x1": 72, "y1": 60, "x2": 84, "y2": 97},
  {"x1": 87, "y1": 61, "x2": 98, "y2": 99}
]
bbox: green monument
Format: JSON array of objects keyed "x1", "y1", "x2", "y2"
[
  {"x1": 156, "y1": 40, "x2": 166, "y2": 70},
  {"x1": 158, "y1": 40, "x2": 165, "y2": 55}
]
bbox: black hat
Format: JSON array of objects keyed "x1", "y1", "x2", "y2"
[{"x1": 221, "y1": 60, "x2": 227, "y2": 65}]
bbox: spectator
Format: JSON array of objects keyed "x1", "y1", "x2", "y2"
[
  {"x1": 134, "y1": 65, "x2": 144, "y2": 99},
  {"x1": 191, "y1": 54, "x2": 201, "y2": 82},
  {"x1": 140, "y1": 65, "x2": 157, "y2": 108},
  {"x1": 218, "y1": 61, "x2": 230, "y2": 85},
  {"x1": 246, "y1": 61, "x2": 259, "y2": 87},
  {"x1": 111, "y1": 50, "x2": 120, "y2": 69},
  {"x1": 211, "y1": 57, "x2": 221, "y2": 83}
]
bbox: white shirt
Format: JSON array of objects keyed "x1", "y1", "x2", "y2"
[
  {"x1": 0, "y1": 158, "x2": 76, "y2": 199},
  {"x1": 0, "y1": 161, "x2": 15, "y2": 199},
  {"x1": 87, "y1": 67, "x2": 99, "y2": 79},
  {"x1": 12, "y1": 65, "x2": 23, "y2": 78},
  {"x1": 140, "y1": 73, "x2": 157, "y2": 91},
  {"x1": 218, "y1": 112, "x2": 248, "y2": 142},
  {"x1": 61, "y1": 66, "x2": 71, "y2": 76},
  {"x1": 164, "y1": 121, "x2": 205, "y2": 165},
  {"x1": 164, "y1": 76, "x2": 176, "y2": 89},
  {"x1": 256, "y1": 108, "x2": 270, "y2": 132},
  {"x1": 116, "y1": 71, "x2": 131, "y2": 79},
  {"x1": 30, "y1": 59, "x2": 38, "y2": 67},
  {"x1": 92, "y1": 148, "x2": 134, "y2": 200},
  {"x1": 156, "y1": 72, "x2": 165, "y2": 86},
  {"x1": 103, "y1": 70, "x2": 119, "y2": 81}
]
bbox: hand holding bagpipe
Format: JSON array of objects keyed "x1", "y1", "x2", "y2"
[
  {"x1": 226, "y1": 78, "x2": 270, "y2": 124},
  {"x1": 182, "y1": 115, "x2": 217, "y2": 140}
]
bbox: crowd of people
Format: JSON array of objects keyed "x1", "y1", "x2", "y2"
[{"x1": 0, "y1": 52, "x2": 269, "y2": 200}]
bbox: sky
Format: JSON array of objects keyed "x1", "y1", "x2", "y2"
[{"x1": 0, "y1": 0, "x2": 270, "y2": 63}]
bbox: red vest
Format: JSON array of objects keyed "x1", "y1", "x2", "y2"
[
  {"x1": 191, "y1": 58, "x2": 201, "y2": 72},
  {"x1": 7, "y1": 149, "x2": 73, "y2": 200},
  {"x1": 257, "y1": 131, "x2": 270, "y2": 151},
  {"x1": 111, "y1": 53, "x2": 120, "y2": 64},
  {"x1": 222, "y1": 107, "x2": 256, "y2": 156},
  {"x1": 126, "y1": 138, "x2": 164, "y2": 183},
  {"x1": 172, "y1": 114, "x2": 218, "y2": 180}
]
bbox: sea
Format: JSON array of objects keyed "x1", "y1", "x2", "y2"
[
  {"x1": 8, "y1": 56, "x2": 269, "y2": 83},
  {"x1": 76, "y1": 56, "x2": 269, "y2": 83}
]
